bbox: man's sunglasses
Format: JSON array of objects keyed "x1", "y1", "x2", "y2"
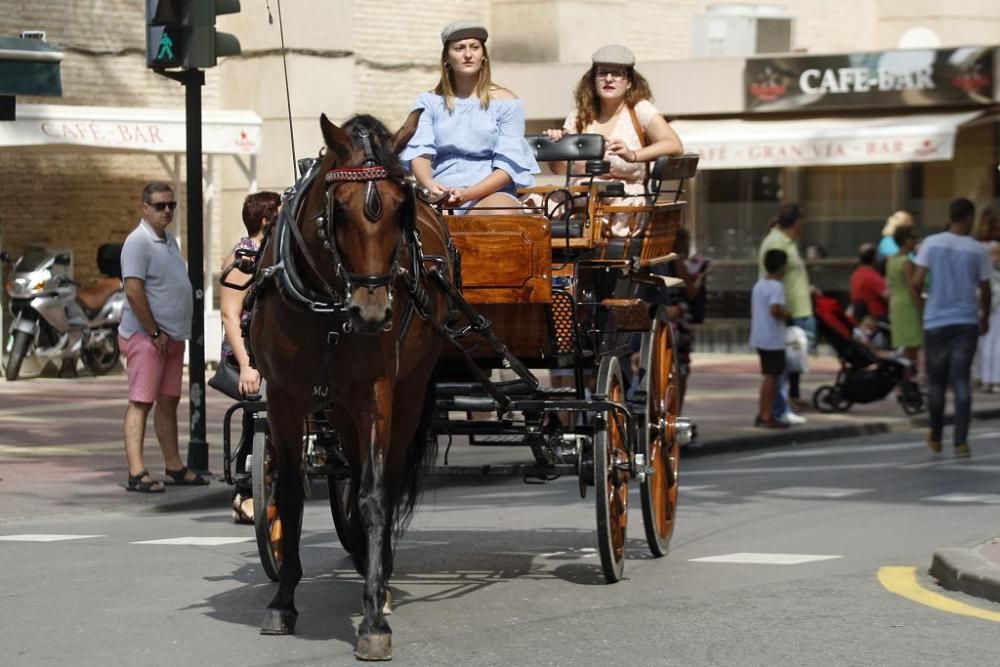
[{"x1": 146, "y1": 201, "x2": 178, "y2": 212}]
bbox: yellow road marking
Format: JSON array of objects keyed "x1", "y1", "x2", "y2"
[{"x1": 878, "y1": 566, "x2": 1000, "y2": 622}]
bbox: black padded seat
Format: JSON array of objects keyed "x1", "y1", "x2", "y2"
[
  {"x1": 601, "y1": 238, "x2": 634, "y2": 260},
  {"x1": 550, "y1": 221, "x2": 584, "y2": 238},
  {"x1": 526, "y1": 134, "x2": 605, "y2": 162}
]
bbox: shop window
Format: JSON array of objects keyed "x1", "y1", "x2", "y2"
[
  {"x1": 697, "y1": 168, "x2": 782, "y2": 260},
  {"x1": 800, "y1": 164, "x2": 894, "y2": 260}
]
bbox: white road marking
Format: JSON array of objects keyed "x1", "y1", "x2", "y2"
[
  {"x1": 0, "y1": 534, "x2": 104, "y2": 542},
  {"x1": 733, "y1": 441, "x2": 920, "y2": 462},
  {"x1": 131, "y1": 536, "x2": 255, "y2": 546},
  {"x1": 689, "y1": 552, "x2": 842, "y2": 565},
  {"x1": 763, "y1": 486, "x2": 872, "y2": 499},
  {"x1": 684, "y1": 462, "x2": 890, "y2": 476},
  {"x1": 922, "y1": 493, "x2": 1000, "y2": 504}
]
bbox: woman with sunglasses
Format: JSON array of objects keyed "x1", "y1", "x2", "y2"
[
  {"x1": 546, "y1": 45, "x2": 683, "y2": 236},
  {"x1": 400, "y1": 20, "x2": 538, "y2": 213}
]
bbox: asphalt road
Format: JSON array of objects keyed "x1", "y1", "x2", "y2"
[{"x1": 3, "y1": 421, "x2": 1000, "y2": 666}]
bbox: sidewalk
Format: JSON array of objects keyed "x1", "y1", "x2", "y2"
[
  {"x1": 4, "y1": 352, "x2": 1000, "y2": 522},
  {"x1": 683, "y1": 352, "x2": 1000, "y2": 456}
]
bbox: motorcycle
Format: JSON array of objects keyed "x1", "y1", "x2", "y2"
[{"x1": 1, "y1": 244, "x2": 125, "y2": 381}]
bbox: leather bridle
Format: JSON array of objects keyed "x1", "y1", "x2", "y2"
[{"x1": 298, "y1": 127, "x2": 416, "y2": 311}]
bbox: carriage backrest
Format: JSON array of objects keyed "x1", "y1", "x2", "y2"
[
  {"x1": 526, "y1": 133, "x2": 605, "y2": 162},
  {"x1": 647, "y1": 153, "x2": 700, "y2": 203},
  {"x1": 526, "y1": 134, "x2": 606, "y2": 187}
]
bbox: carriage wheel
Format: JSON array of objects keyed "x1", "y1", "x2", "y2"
[
  {"x1": 252, "y1": 427, "x2": 282, "y2": 582},
  {"x1": 594, "y1": 355, "x2": 628, "y2": 583},
  {"x1": 638, "y1": 310, "x2": 681, "y2": 558},
  {"x1": 327, "y1": 474, "x2": 360, "y2": 554}
]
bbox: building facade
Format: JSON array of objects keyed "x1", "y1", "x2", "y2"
[{"x1": 2, "y1": 1, "x2": 999, "y2": 321}]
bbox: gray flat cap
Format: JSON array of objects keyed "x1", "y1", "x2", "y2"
[
  {"x1": 441, "y1": 20, "x2": 488, "y2": 45},
  {"x1": 592, "y1": 44, "x2": 635, "y2": 67}
]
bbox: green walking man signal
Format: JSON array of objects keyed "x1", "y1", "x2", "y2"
[
  {"x1": 156, "y1": 32, "x2": 175, "y2": 62},
  {"x1": 145, "y1": 0, "x2": 241, "y2": 70}
]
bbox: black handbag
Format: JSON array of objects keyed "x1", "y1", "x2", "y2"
[{"x1": 208, "y1": 355, "x2": 243, "y2": 400}]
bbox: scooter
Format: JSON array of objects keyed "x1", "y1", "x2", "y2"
[{"x1": 1, "y1": 244, "x2": 125, "y2": 381}]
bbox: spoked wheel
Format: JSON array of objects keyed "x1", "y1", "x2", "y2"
[
  {"x1": 638, "y1": 309, "x2": 681, "y2": 557},
  {"x1": 327, "y1": 474, "x2": 360, "y2": 554},
  {"x1": 252, "y1": 424, "x2": 282, "y2": 582},
  {"x1": 594, "y1": 355, "x2": 629, "y2": 583}
]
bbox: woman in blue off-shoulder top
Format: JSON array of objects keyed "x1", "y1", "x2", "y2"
[{"x1": 400, "y1": 20, "x2": 538, "y2": 213}]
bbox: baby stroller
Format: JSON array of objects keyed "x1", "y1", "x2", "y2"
[{"x1": 811, "y1": 295, "x2": 924, "y2": 415}]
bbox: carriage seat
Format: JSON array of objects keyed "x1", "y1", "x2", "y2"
[{"x1": 525, "y1": 133, "x2": 605, "y2": 163}]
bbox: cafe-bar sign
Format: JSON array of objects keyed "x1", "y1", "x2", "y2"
[{"x1": 746, "y1": 46, "x2": 994, "y2": 112}]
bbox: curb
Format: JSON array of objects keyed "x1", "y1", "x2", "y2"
[
  {"x1": 930, "y1": 540, "x2": 1000, "y2": 605},
  {"x1": 684, "y1": 406, "x2": 1000, "y2": 458}
]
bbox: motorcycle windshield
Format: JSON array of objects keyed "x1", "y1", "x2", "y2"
[{"x1": 15, "y1": 249, "x2": 54, "y2": 271}]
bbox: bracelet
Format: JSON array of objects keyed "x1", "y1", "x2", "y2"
[{"x1": 150, "y1": 328, "x2": 162, "y2": 339}]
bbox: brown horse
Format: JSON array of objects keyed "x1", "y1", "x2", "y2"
[{"x1": 247, "y1": 111, "x2": 453, "y2": 660}]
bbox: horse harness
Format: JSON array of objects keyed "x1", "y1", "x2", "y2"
[{"x1": 241, "y1": 130, "x2": 456, "y2": 396}]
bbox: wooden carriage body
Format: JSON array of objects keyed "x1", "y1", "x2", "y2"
[{"x1": 440, "y1": 143, "x2": 699, "y2": 370}]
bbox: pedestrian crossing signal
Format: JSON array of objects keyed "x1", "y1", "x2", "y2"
[
  {"x1": 147, "y1": 25, "x2": 182, "y2": 69},
  {"x1": 145, "y1": 0, "x2": 241, "y2": 70}
]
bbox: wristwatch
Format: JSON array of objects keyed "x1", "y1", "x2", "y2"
[{"x1": 150, "y1": 328, "x2": 162, "y2": 339}]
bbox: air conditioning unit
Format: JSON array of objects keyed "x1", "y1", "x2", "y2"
[{"x1": 692, "y1": 4, "x2": 792, "y2": 58}]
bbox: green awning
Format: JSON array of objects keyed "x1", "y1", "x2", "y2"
[{"x1": 0, "y1": 37, "x2": 63, "y2": 97}]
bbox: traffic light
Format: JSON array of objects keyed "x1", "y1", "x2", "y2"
[{"x1": 146, "y1": 0, "x2": 241, "y2": 70}]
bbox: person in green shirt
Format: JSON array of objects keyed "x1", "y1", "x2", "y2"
[{"x1": 757, "y1": 202, "x2": 815, "y2": 423}]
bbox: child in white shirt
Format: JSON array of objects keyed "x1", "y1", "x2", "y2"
[{"x1": 750, "y1": 249, "x2": 789, "y2": 428}]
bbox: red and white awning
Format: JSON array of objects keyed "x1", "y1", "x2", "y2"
[
  {"x1": 0, "y1": 104, "x2": 261, "y2": 155},
  {"x1": 671, "y1": 111, "x2": 983, "y2": 169}
]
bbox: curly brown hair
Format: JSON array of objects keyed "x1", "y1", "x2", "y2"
[{"x1": 572, "y1": 66, "x2": 654, "y2": 132}]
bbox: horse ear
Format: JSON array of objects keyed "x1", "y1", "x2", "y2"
[
  {"x1": 391, "y1": 109, "x2": 424, "y2": 155},
  {"x1": 320, "y1": 113, "x2": 353, "y2": 163}
]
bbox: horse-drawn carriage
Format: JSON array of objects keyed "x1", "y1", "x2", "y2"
[{"x1": 219, "y1": 112, "x2": 698, "y2": 659}]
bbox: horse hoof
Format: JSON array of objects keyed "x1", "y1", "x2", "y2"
[
  {"x1": 383, "y1": 589, "x2": 392, "y2": 615},
  {"x1": 260, "y1": 608, "x2": 298, "y2": 635},
  {"x1": 355, "y1": 633, "x2": 392, "y2": 661}
]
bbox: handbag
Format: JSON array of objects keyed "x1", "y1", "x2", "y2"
[
  {"x1": 785, "y1": 325, "x2": 809, "y2": 374},
  {"x1": 208, "y1": 355, "x2": 243, "y2": 400}
]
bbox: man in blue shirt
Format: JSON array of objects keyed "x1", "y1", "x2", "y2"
[{"x1": 911, "y1": 198, "x2": 992, "y2": 458}]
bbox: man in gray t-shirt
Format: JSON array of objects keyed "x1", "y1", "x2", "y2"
[
  {"x1": 119, "y1": 182, "x2": 203, "y2": 492},
  {"x1": 910, "y1": 197, "x2": 991, "y2": 458}
]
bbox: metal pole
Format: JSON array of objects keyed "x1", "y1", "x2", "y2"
[{"x1": 184, "y1": 68, "x2": 209, "y2": 474}]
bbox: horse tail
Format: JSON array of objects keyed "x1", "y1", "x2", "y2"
[{"x1": 393, "y1": 379, "x2": 438, "y2": 536}]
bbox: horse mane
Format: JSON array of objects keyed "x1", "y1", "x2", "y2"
[{"x1": 340, "y1": 114, "x2": 406, "y2": 181}]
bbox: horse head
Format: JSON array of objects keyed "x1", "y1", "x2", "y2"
[{"x1": 315, "y1": 111, "x2": 422, "y2": 334}]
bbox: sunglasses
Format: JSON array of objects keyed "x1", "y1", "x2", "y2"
[{"x1": 146, "y1": 201, "x2": 178, "y2": 212}]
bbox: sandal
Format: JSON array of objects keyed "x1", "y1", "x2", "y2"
[
  {"x1": 127, "y1": 469, "x2": 165, "y2": 493},
  {"x1": 164, "y1": 466, "x2": 209, "y2": 486},
  {"x1": 232, "y1": 493, "x2": 254, "y2": 524}
]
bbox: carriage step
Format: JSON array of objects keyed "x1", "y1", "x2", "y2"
[
  {"x1": 471, "y1": 434, "x2": 529, "y2": 445},
  {"x1": 432, "y1": 463, "x2": 576, "y2": 477},
  {"x1": 436, "y1": 379, "x2": 535, "y2": 397},
  {"x1": 539, "y1": 386, "x2": 577, "y2": 395}
]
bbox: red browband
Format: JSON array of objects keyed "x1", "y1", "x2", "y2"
[{"x1": 325, "y1": 166, "x2": 388, "y2": 183}]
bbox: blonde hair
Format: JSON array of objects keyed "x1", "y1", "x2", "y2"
[
  {"x1": 434, "y1": 40, "x2": 502, "y2": 112},
  {"x1": 881, "y1": 210, "x2": 913, "y2": 237}
]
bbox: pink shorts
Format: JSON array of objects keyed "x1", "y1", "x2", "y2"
[{"x1": 120, "y1": 334, "x2": 185, "y2": 403}]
